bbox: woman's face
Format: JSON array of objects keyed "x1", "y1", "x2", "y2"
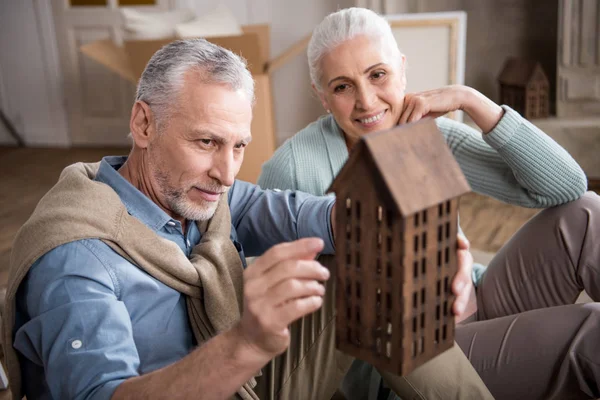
[{"x1": 316, "y1": 35, "x2": 406, "y2": 143}]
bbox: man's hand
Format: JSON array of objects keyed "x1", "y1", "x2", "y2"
[
  {"x1": 452, "y1": 234, "x2": 474, "y2": 321},
  {"x1": 234, "y1": 238, "x2": 330, "y2": 361}
]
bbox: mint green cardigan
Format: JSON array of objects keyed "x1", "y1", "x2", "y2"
[{"x1": 258, "y1": 106, "x2": 587, "y2": 283}]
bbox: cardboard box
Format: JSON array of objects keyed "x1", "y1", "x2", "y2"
[{"x1": 80, "y1": 24, "x2": 295, "y2": 184}]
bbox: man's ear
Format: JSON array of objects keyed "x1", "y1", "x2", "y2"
[
  {"x1": 312, "y1": 83, "x2": 330, "y2": 113},
  {"x1": 129, "y1": 101, "x2": 158, "y2": 149}
]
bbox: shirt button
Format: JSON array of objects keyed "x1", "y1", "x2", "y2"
[
  {"x1": 167, "y1": 221, "x2": 176, "y2": 227},
  {"x1": 71, "y1": 340, "x2": 83, "y2": 349}
]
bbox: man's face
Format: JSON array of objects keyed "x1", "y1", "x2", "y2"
[{"x1": 146, "y1": 71, "x2": 253, "y2": 221}]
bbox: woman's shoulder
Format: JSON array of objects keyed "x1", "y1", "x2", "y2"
[
  {"x1": 266, "y1": 115, "x2": 332, "y2": 163},
  {"x1": 271, "y1": 114, "x2": 338, "y2": 166},
  {"x1": 258, "y1": 115, "x2": 338, "y2": 193},
  {"x1": 287, "y1": 114, "x2": 335, "y2": 148}
]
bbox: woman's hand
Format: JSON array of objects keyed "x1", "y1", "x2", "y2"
[
  {"x1": 399, "y1": 85, "x2": 504, "y2": 134},
  {"x1": 452, "y1": 234, "x2": 476, "y2": 322}
]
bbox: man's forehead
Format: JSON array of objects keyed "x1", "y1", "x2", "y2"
[
  {"x1": 181, "y1": 84, "x2": 251, "y2": 116},
  {"x1": 175, "y1": 78, "x2": 251, "y2": 115}
]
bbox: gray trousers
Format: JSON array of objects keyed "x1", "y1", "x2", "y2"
[{"x1": 456, "y1": 191, "x2": 600, "y2": 400}]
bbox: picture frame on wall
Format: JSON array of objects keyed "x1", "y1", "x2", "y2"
[{"x1": 385, "y1": 11, "x2": 467, "y2": 122}]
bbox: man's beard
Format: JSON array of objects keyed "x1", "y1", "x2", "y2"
[{"x1": 152, "y1": 165, "x2": 226, "y2": 222}]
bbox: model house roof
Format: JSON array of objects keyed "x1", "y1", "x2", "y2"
[
  {"x1": 498, "y1": 58, "x2": 549, "y2": 87},
  {"x1": 329, "y1": 119, "x2": 471, "y2": 216}
]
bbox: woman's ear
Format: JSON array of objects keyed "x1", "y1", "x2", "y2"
[
  {"x1": 129, "y1": 101, "x2": 157, "y2": 149},
  {"x1": 312, "y1": 83, "x2": 331, "y2": 113}
]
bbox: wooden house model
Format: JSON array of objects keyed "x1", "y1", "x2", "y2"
[
  {"x1": 498, "y1": 57, "x2": 550, "y2": 120},
  {"x1": 328, "y1": 119, "x2": 471, "y2": 376}
]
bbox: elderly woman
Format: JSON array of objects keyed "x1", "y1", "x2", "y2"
[{"x1": 259, "y1": 7, "x2": 600, "y2": 400}]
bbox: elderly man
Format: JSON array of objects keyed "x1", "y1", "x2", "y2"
[{"x1": 5, "y1": 39, "x2": 491, "y2": 400}]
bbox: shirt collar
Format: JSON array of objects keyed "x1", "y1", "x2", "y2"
[{"x1": 95, "y1": 156, "x2": 175, "y2": 231}]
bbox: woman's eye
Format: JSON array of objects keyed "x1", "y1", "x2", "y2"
[{"x1": 334, "y1": 84, "x2": 349, "y2": 93}]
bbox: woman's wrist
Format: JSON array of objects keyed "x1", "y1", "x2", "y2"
[{"x1": 460, "y1": 86, "x2": 504, "y2": 134}]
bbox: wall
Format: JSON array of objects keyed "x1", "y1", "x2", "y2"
[
  {"x1": 266, "y1": 0, "x2": 355, "y2": 142},
  {"x1": 0, "y1": 0, "x2": 69, "y2": 146},
  {"x1": 180, "y1": 0, "x2": 354, "y2": 144},
  {"x1": 389, "y1": 0, "x2": 559, "y2": 111},
  {"x1": 2, "y1": 0, "x2": 352, "y2": 147},
  {"x1": 0, "y1": 66, "x2": 17, "y2": 145}
]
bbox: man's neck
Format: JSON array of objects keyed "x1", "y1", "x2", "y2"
[{"x1": 118, "y1": 151, "x2": 187, "y2": 230}]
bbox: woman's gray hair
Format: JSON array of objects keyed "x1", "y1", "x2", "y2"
[
  {"x1": 136, "y1": 38, "x2": 255, "y2": 128},
  {"x1": 308, "y1": 7, "x2": 402, "y2": 90}
]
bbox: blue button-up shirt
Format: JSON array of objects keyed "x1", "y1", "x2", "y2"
[{"x1": 14, "y1": 156, "x2": 335, "y2": 400}]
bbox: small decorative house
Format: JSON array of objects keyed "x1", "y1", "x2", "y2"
[
  {"x1": 498, "y1": 57, "x2": 550, "y2": 120},
  {"x1": 328, "y1": 119, "x2": 471, "y2": 376}
]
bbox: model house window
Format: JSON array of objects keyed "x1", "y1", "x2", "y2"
[{"x1": 71, "y1": 0, "x2": 107, "y2": 6}]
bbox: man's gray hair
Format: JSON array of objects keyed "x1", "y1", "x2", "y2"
[
  {"x1": 136, "y1": 38, "x2": 255, "y2": 127},
  {"x1": 308, "y1": 7, "x2": 402, "y2": 91}
]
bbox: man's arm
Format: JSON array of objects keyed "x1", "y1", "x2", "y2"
[
  {"x1": 112, "y1": 327, "x2": 266, "y2": 399},
  {"x1": 228, "y1": 181, "x2": 335, "y2": 257},
  {"x1": 17, "y1": 240, "x2": 264, "y2": 400},
  {"x1": 18, "y1": 238, "x2": 329, "y2": 400},
  {"x1": 15, "y1": 240, "x2": 140, "y2": 400},
  {"x1": 115, "y1": 238, "x2": 330, "y2": 399}
]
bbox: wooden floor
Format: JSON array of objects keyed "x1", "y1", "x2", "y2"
[
  {"x1": 0, "y1": 146, "x2": 129, "y2": 288},
  {"x1": 0, "y1": 146, "x2": 542, "y2": 290},
  {"x1": 458, "y1": 193, "x2": 539, "y2": 253}
]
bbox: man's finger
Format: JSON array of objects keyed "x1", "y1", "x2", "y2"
[
  {"x1": 452, "y1": 248, "x2": 473, "y2": 316},
  {"x1": 453, "y1": 281, "x2": 472, "y2": 316},
  {"x1": 275, "y1": 296, "x2": 324, "y2": 327},
  {"x1": 246, "y1": 238, "x2": 324, "y2": 279},
  {"x1": 263, "y1": 259, "x2": 329, "y2": 291},
  {"x1": 457, "y1": 234, "x2": 470, "y2": 250},
  {"x1": 453, "y1": 248, "x2": 473, "y2": 292},
  {"x1": 268, "y1": 278, "x2": 326, "y2": 307}
]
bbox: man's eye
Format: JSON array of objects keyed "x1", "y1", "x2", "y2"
[
  {"x1": 371, "y1": 71, "x2": 385, "y2": 79},
  {"x1": 199, "y1": 139, "x2": 212, "y2": 146},
  {"x1": 235, "y1": 142, "x2": 247, "y2": 149}
]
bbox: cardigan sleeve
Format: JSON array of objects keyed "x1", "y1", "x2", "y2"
[
  {"x1": 437, "y1": 106, "x2": 587, "y2": 208},
  {"x1": 257, "y1": 140, "x2": 299, "y2": 191}
]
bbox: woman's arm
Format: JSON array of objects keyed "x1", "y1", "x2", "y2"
[
  {"x1": 401, "y1": 85, "x2": 587, "y2": 208},
  {"x1": 437, "y1": 110, "x2": 586, "y2": 207}
]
